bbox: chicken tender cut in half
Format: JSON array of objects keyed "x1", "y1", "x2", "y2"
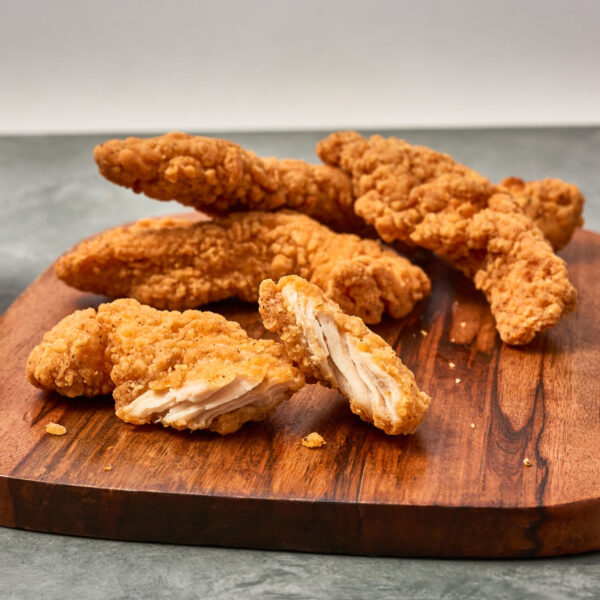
[
  {"x1": 26, "y1": 299, "x2": 303, "y2": 434},
  {"x1": 259, "y1": 276, "x2": 431, "y2": 435},
  {"x1": 56, "y1": 211, "x2": 430, "y2": 325},
  {"x1": 317, "y1": 131, "x2": 579, "y2": 345},
  {"x1": 94, "y1": 132, "x2": 363, "y2": 231}
]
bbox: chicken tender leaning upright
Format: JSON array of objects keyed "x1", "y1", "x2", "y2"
[
  {"x1": 259, "y1": 276, "x2": 431, "y2": 435},
  {"x1": 317, "y1": 131, "x2": 579, "y2": 345},
  {"x1": 26, "y1": 299, "x2": 303, "y2": 434},
  {"x1": 56, "y1": 211, "x2": 430, "y2": 325},
  {"x1": 94, "y1": 132, "x2": 362, "y2": 231}
]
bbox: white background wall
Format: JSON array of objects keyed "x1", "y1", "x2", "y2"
[{"x1": 1, "y1": 0, "x2": 598, "y2": 134}]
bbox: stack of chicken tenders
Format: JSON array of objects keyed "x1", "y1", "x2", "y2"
[{"x1": 26, "y1": 131, "x2": 584, "y2": 437}]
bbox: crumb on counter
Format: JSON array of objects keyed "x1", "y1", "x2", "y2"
[
  {"x1": 302, "y1": 432, "x2": 326, "y2": 448},
  {"x1": 523, "y1": 457, "x2": 532, "y2": 467},
  {"x1": 46, "y1": 422, "x2": 66, "y2": 436},
  {"x1": 104, "y1": 465, "x2": 113, "y2": 472},
  {"x1": 455, "y1": 378, "x2": 461, "y2": 384},
  {"x1": 420, "y1": 329, "x2": 428, "y2": 337},
  {"x1": 449, "y1": 361, "x2": 456, "y2": 368}
]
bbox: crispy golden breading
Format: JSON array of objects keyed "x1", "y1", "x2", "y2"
[
  {"x1": 259, "y1": 276, "x2": 431, "y2": 435},
  {"x1": 94, "y1": 132, "x2": 363, "y2": 230},
  {"x1": 25, "y1": 307, "x2": 114, "y2": 398},
  {"x1": 45, "y1": 423, "x2": 67, "y2": 436},
  {"x1": 302, "y1": 432, "x2": 326, "y2": 448},
  {"x1": 317, "y1": 132, "x2": 584, "y2": 250},
  {"x1": 95, "y1": 131, "x2": 583, "y2": 249},
  {"x1": 56, "y1": 211, "x2": 430, "y2": 325},
  {"x1": 26, "y1": 299, "x2": 303, "y2": 434},
  {"x1": 499, "y1": 176, "x2": 584, "y2": 251},
  {"x1": 317, "y1": 131, "x2": 578, "y2": 344}
]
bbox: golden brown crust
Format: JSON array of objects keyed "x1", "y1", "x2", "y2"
[
  {"x1": 95, "y1": 131, "x2": 583, "y2": 248},
  {"x1": 499, "y1": 176, "x2": 585, "y2": 250},
  {"x1": 317, "y1": 131, "x2": 579, "y2": 345},
  {"x1": 259, "y1": 276, "x2": 431, "y2": 435},
  {"x1": 94, "y1": 132, "x2": 362, "y2": 231},
  {"x1": 26, "y1": 299, "x2": 303, "y2": 434},
  {"x1": 302, "y1": 432, "x2": 326, "y2": 448},
  {"x1": 56, "y1": 211, "x2": 430, "y2": 325},
  {"x1": 26, "y1": 308, "x2": 114, "y2": 398}
]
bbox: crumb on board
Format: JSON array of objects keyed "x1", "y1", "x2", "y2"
[
  {"x1": 470, "y1": 422, "x2": 475, "y2": 429},
  {"x1": 523, "y1": 457, "x2": 532, "y2": 467},
  {"x1": 420, "y1": 329, "x2": 428, "y2": 337},
  {"x1": 460, "y1": 321, "x2": 467, "y2": 328},
  {"x1": 449, "y1": 361, "x2": 456, "y2": 368},
  {"x1": 302, "y1": 432, "x2": 326, "y2": 448},
  {"x1": 45, "y1": 422, "x2": 66, "y2": 436},
  {"x1": 455, "y1": 378, "x2": 461, "y2": 384},
  {"x1": 104, "y1": 465, "x2": 113, "y2": 472}
]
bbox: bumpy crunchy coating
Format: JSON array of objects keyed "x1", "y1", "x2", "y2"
[
  {"x1": 26, "y1": 299, "x2": 303, "y2": 434},
  {"x1": 25, "y1": 308, "x2": 114, "y2": 398},
  {"x1": 56, "y1": 211, "x2": 430, "y2": 325},
  {"x1": 317, "y1": 131, "x2": 579, "y2": 344},
  {"x1": 499, "y1": 176, "x2": 584, "y2": 251},
  {"x1": 94, "y1": 132, "x2": 363, "y2": 231},
  {"x1": 259, "y1": 276, "x2": 431, "y2": 435}
]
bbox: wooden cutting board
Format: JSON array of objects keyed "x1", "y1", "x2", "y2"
[{"x1": 1, "y1": 221, "x2": 599, "y2": 558}]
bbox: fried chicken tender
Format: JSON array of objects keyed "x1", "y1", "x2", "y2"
[
  {"x1": 259, "y1": 276, "x2": 431, "y2": 435},
  {"x1": 55, "y1": 211, "x2": 430, "y2": 325},
  {"x1": 94, "y1": 132, "x2": 362, "y2": 230},
  {"x1": 26, "y1": 299, "x2": 303, "y2": 434},
  {"x1": 317, "y1": 131, "x2": 579, "y2": 345}
]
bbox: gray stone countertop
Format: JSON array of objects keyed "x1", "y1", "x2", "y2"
[{"x1": 1, "y1": 129, "x2": 599, "y2": 599}]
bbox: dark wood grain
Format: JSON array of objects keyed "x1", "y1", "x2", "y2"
[{"x1": 1, "y1": 223, "x2": 599, "y2": 557}]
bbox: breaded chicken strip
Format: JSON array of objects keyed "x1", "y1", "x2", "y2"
[
  {"x1": 26, "y1": 299, "x2": 303, "y2": 434},
  {"x1": 317, "y1": 132, "x2": 578, "y2": 345},
  {"x1": 55, "y1": 211, "x2": 430, "y2": 325},
  {"x1": 94, "y1": 132, "x2": 363, "y2": 231},
  {"x1": 259, "y1": 276, "x2": 431, "y2": 435}
]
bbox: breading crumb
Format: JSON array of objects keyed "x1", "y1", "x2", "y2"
[
  {"x1": 45, "y1": 422, "x2": 66, "y2": 436},
  {"x1": 104, "y1": 465, "x2": 113, "y2": 472},
  {"x1": 420, "y1": 329, "x2": 428, "y2": 337},
  {"x1": 470, "y1": 422, "x2": 475, "y2": 429},
  {"x1": 449, "y1": 361, "x2": 456, "y2": 368},
  {"x1": 523, "y1": 457, "x2": 532, "y2": 467},
  {"x1": 460, "y1": 321, "x2": 467, "y2": 328},
  {"x1": 455, "y1": 378, "x2": 461, "y2": 384},
  {"x1": 302, "y1": 432, "x2": 326, "y2": 448}
]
